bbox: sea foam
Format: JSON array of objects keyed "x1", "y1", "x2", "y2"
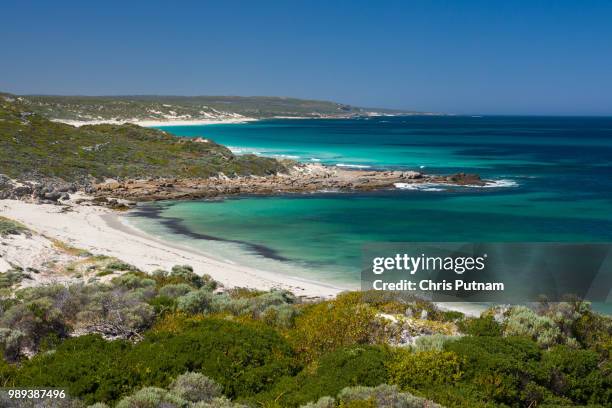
[
  {"x1": 336, "y1": 163, "x2": 371, "y2": 169},
  {"x1": 394, "y1": 179, "x2": 518, "y2": 191}
]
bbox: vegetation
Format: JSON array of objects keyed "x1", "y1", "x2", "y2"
[
  {"x1": 0, "y1": 97, "x2": 287, "y2": 183},
  {"x1": 11, "y1": 93, "x2": 413, "y2": 121},
  {"x1": 0, "y1": 216, "x2": 28, "y2": 237},
  {"x1": 0, "y1": 259, "x2": 609, "y2": 407}
]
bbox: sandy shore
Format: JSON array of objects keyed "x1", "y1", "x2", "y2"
[
  {"x1": 0, "y1": 200, "x2": 346, "y2": 298},
  {"x1": 51, "y1": 117, "x2": 258, "y2": 128}
]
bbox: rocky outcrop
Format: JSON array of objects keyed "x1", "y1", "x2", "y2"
[
  {"x1": 1, "y1": 165, "x2": 486, "y2": 204},
  {"x1": 94, "y1": 164, "x2": 486, "y2": 202},
  {"x1": 0, "y1": 174, "x2": 92, "y2": 204}
]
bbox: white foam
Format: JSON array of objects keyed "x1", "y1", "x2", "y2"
[
  {"x1": 394, "y1": 178, "x2": 518, "y2": 191},
  {"x1": 481, "y1": 179, "x2": 519, "y2": 188},
  {"x1": 394, "y1": 183, "x2": 445, "y2": 192},
  {"x1": 336, "y1": 163, "x2": 372, "y2": 169}
]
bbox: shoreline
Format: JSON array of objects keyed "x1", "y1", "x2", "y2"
[
  {"x1": 0, "y1": 198, "x2": 482, "y2": 315},
  {"x1": 50, "y1": 117, "x2": 258, "y2": 128},
  {"x1": 0, "y1": 199, "x2": 348, "y2": 298}
]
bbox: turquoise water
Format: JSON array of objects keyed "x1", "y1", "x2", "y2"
[{"x1": 128, "y1": 116, "x2": 612, "y2": 287}]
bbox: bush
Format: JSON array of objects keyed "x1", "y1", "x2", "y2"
[
  {"x1": 170, "y1": 372, "x2": 222, "y2": 402},
  {"x1": 503, "y1": 306, "x2": 563, "y2": 348},
  {"x1": 193, "y1": 397, "x2": 248, "y2": 407},
  {"x1": 176, "y1": 289, "x2": 213, "y2": 314},
  {"x1": 289, "y1": 293, "x2": 385, "y2": 362},
  {"x1": 0, "y1": 297, "x2": 69, "y2": 360},
  {"x1": 111, "y1": 273, "x2": 156, "y2": 290},
  {"x1": 169, "y1": 265, "x2": 216, "y2": 290},
  {"x1": 14, "y1": 335, "x2": 133, "y2": 404},
  {"x1": 443, "y1": 336, "x2": 542, "y2": 406},
  {"x1": 0, "y1": 269, "x2": 27, "y2": 289},
  {"x1": 0, "y1": 216, "x2": 28, "y2": 237},
  {"x1": 299, "y1": 396, "x2": 335, "y2": 408},
  {"x1": 159, "y1": 283, "x2": 194, "y2": 299},
  {"x1": 388, "y1": 350, "x2": 462, "y2": 391},
  {"x1": 338, "y1": 384, "x2": 444, "y2": 408},
  {"x1": 251, "y1": 346, "x2": 390, "y2": 407},
  {"x1": 458, "y1": 315, "x2": 501, "y2": 337},
  {"x1": 13, "y1": 319, "x2": 296, "y2": 404},
  {"x1": 115, "y1": 386, "x2": 187, "y2": 408},
  {"x1": 105, "y1": 261, "x2": 137, "y2": 273},
  {"x1": 541, "y1": 345, "x2": 611, "y2": 405},
  {"x1": 125, "y1": 319, "x2": 297, "y2": 399},
  {"x1": 412, "y1": 334, "x2": 460, "y2": 352}
]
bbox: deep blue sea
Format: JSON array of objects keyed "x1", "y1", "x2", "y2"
[{"x1": 127, "y1": 116, "x2": 612, "y2": 292}]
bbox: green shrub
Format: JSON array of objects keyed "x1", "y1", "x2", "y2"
[
  {"x1": 412, "y1": 334, "x2": 460, "y2": 352},
  {"x1": 338, "y1": 384, "x2": 444, "y2": 408},
  {"x1": 13, "y1": 319, "x2": 296, "y2": 404},
  {"x1": 169, "y1": 265, "x2": 216, "y2": 290},
  {"x1": 443, "y1": 336, "x2": 542, "y2": 406},
  {"x1": 503, "y1": 306, "x2": 563, "y2": 348},
  {"x1": 15, "y1": 335, "x2": 133, "y2": 404},
  {"x1": 458, "y1": 315, "x2": 501, "y2": 337},
  {"x1": 0, "y1": 216, "x2": 28, "y2": 237},
  {"x1": 0, "y1": 269, "x2": 27, "y2": 289},
  {"x1": 105, "y1": 261, "x2": 137, "y2": 272},
  {"x1": 111, "y1": 273, "x2": 156, "y2": 290},
  {"x1": 388, "y1": 350, "x2": 462, "y2": 391},
  {"x1": 299, "y1": 396, "x2": 335, "y2": 408},
  {"x1": 115, "y1": 386, "x2": 187, "y2": 408},
  {"x1": 0, "y1": 297, "x2": 69, "y2": 360},
  {"x1": 125, "y1": 319, "x2": 296, "y2": 399},
  {"x1": 541, "y1": 345, "x2": 611, "y2": 405},
  {"x1": 252, "y1": 346, "x2": 390, "y2": 407},
  {"x1": 176, "y1": 289, "x2": 213, "y2": 314},
  {"x1": 170, "y1": 372, "x2": 222, "y2": 403},
  {"x1": 289, "y1": 293, "x2": 385, "y2": 362},
  {"x1": 159, "y1": 283, "x2": 194, "y2": 299}
]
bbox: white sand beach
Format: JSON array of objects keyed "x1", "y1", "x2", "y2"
[
  {"x1": 51, "y1": 117, "x2": 258, "y2": 128},
  {"x1": 0, "y1": 199, "x2": 345, "y2": 298}
]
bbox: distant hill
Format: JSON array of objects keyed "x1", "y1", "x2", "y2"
[
  {"x1": 8, "y1": 93, "x2": 421, "y2": 122},
  {"x1": 0, "y1": 95, "x2": 287, "y2": 184}
]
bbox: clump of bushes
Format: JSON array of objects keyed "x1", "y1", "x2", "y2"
[
  {"x1": 458, "y1": 315, "x2": 502, "y2": 337},
  {"x1": 251, "y1": 346, "x2": 390, "y2": 407},
  {"x1": 12, "y1": 318, "x2": 296, "y2": 405},
  {"x1": 388, "y1": 349, "x2": 463, "y2": 391},
  {"x1": 302, "y1": 384, "x2": 444, "y2": 408},
  {"x1": 336, "y1": 384, "x2": 444, "y2": 408},
  {"x1": 169, "y1": 371, "x2": 223, "y2": 403},
  {"x1": 109, "y1": 372, "x2": 246, "y2": 408},
  {"x1": 0, "y1": 253, "x2": 610, "y2": 408},
  {"x1": 412, "y1": 334, "x2": 460, "y2": 352},
  {"x1": 289, "y1": 292, "x2": 388, "y2": 362},
  {"x1": 0, "y1": 268, "x2": 29, "y2": 289},
  {"x1": 502, "y1": 306, "x2": 565, "y2": 348}
]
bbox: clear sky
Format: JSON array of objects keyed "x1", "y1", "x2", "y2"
[{"x1": 1, "y1": 0, "x2": 611, "y2": 115}]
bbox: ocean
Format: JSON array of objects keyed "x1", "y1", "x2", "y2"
[{"x1": 126, "y1": 116, "x2": 612, "y2": 290}]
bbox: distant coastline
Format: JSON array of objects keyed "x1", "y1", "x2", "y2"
[{"x1": 50, "y1": 117, "x2": 259, "y2": 128}]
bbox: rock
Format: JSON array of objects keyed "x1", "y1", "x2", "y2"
[{"x1": 43, "y1": 191, "x2": 62, "y2": 201}]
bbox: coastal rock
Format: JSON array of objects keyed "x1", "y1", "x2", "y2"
[
  {"x1": 445, "y1": 172, "x2": 483, "y2": 186},
  {"x1": 91, "y1": 164, "x2": 487, "y2": 202}
]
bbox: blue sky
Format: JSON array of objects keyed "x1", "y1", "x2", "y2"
[{"x1": 1, "y1": 0, "x2": 611, "y2": 115}]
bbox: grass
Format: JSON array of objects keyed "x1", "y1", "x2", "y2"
[
  {"x1": 0, "y1": 216, "x2": 29, "y2": 237},
  {"x1": 50, "y1": 238, "x2": 92, "y2": 257}
]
